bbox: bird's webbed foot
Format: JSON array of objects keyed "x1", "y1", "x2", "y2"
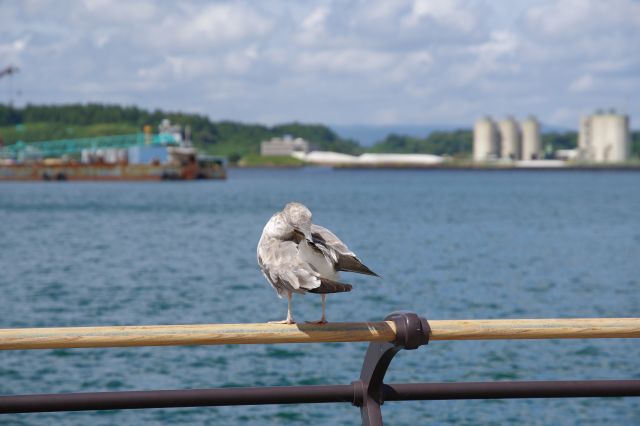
[
  {"x1": 268, "y1": 319, "x2": 296, "y2": 324},
  {"x1": 305, "y1": 319, "x2": 328, "y2": 325}
]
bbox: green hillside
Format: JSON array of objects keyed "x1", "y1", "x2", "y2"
[{"x1": 0, "y1": 104, "x2": 363, "y2": 160}]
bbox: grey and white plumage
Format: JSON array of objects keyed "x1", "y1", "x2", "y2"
[{"x1": 257, "y1": 202, "x2": 378, "y2": 324}]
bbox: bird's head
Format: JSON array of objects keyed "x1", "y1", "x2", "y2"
[
  {"x1": 264, "y1": 212, "x2": 295, "y2": 240},
  {"x1": 283, "y1": 202, "x2": 313, "y2": 241}
]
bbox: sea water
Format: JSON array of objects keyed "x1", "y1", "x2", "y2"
[{"x1": 1, "y1": 168, "x2": 639, "y2": 425}]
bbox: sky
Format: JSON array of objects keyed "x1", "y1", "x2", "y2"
[{"x1": 1, "y1": 0, "x2": 639, "y2": 128}]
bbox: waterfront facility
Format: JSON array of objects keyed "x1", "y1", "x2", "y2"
[
  {"x1": 474, "y1": 111, "x2": 631, "y2": 163},
  {"x1": 473, "y1": 116, "x2": 541, "y2": 162},
  {"x1": 260, "y1": 135, "x2": 310, "y2": 156}
]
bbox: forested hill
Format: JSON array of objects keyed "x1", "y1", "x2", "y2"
[
  {"x1": 369, "y1": 130, "x2": 473, "y2": 158},
  {"x1": 0, "y1": 104, "x2": 363, "y2": 159}
]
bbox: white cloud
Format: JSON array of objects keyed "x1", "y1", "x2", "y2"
[
  {"x1": 569, "y1": 74, "x2": 594, "y2": 93},
  {"x1": 0, "y1": 0, "x2": 638, "y2": 127},
  {"x1": 526, "y1": 0, "x2": 640, "y2": 38},
  {"x1": 295, "y1": 49, "x2": 395, "y2": 75},
  {"x1": 147, "y1": 3, "x2": 273, "y2": 50},
  {"x1": 0, "y1": 38, "x2": 29, "y2": 61},
  {"x1": 298, "y1": 6, "x2": 330, "y2": 45},
  {"x1": 388, "y1": 50, "x2": 433, "y2": 83},
  {"x1": 12, "y1": 39, "x2": 28, "y2": 52},
  {"x1": 80, "y1": 0, "x2": 157, "y2": 24},
  {"x1": 455, "y1": 30, "x2": 519, "y2": 84},
  {"x1": 404, "y1": 0, "x2": 476, "y2": 33},
  {"x1": 224, "y1": 46, "x2": 261, "y2": 74}
]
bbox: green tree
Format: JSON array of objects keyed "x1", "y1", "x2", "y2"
[{"x1": 369, "y1": 130, "x2": 472, "y2": 157}]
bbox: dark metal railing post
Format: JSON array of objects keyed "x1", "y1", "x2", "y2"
[{"x1": 353, "y1": 311, "x2": 430, "y2": 426}]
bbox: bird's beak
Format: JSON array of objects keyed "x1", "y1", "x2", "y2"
[{"x1": 294, "y1": 226, "x2": 313, "y2": 242}]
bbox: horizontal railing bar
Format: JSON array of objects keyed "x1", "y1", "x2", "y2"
[
  {"x1": 0, "y1": 321, "x2": 395, "y2": 349},
  {"x1": 428, "y1": 318, "x2": 640, "y2": 341},
  {"x1": 383, "y1": 380, "x2": 640, "y2": 401},
  {"x1": 0, "y1": 385, "x2": 356, "y2": 413},
  {"x1": 1, "y1": 318, "x2": 639, "y2": 350},
  {"x1": 2, "y1": 380, "x2": 639, "y2": 413},
  {"x1": 0, "y1": 322, "x2": 396, "y2": 350}
]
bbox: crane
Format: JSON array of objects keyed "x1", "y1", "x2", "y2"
[
  {"x1": 0, "y1": 65, "x2": 19, "y2": 79},
  {"x1": 1, "y1": 65, "x2": 19, "y2": 104}
]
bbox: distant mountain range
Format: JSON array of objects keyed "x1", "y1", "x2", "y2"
[{"x1": 332, "y1": 123, "x2": 574, "y2": 146}]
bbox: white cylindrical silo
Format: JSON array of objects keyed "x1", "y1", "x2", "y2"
[
  {"x1": 604, "y1": 114, "x2": 630, "y2": 163},
  {"x1": 520, "y1": 116, "x2": 541, "y2": 160},
  {"x1": 498, "y1": 117, "x2": 520, "y2": 160},
  {"x1": 589, "y1": 113, "x2": 630, "y2": 163},
  {"x1": 473, "y1": 117, "x2": 498, "y2": 162},
  {"x1": 578, "y1": 116, "x2": 592, "y2": 161}
]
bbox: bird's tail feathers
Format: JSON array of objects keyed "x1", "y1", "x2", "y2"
[
  {"x1": 308, "y1": 277, "x2": 353, "y2": 294},
  {"x1": 337, "y1": 255, "x2": 380, "y2": 277}
]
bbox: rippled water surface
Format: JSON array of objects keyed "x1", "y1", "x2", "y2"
[{"x1": 1, "y1": 169, "x2": 639, "y2": 425}]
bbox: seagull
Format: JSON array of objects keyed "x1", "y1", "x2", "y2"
[{"x1": 257, "y1": 202, "x2": 379, "y2": 324}]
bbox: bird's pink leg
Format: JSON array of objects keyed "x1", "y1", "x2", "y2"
[
  {"x1": 269, "y1": 291, "x2": 295, "y2": 324},
  {"x1": 306, "y1": 294, "x2": 327, "y2": 324}
]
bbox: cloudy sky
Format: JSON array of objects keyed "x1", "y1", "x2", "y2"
[{"x1": 1, "y1": 0, "x2": 639, "y2": 127}]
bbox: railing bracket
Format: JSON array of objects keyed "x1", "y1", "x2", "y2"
[{"x1": 357, "y1": 311, "x2": 430, "y2": 426}]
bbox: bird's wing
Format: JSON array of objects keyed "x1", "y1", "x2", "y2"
[
  {"x1": 258, "y1": 237, "x2": 322, "y2": 297},
  {"x1": 311, "y1": 224, "x2": 379, "y2": 277},
  {"x1": 311, "y1": 224, "x2": 353, "y2": 257}
]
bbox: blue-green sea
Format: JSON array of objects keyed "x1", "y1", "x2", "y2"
[{"x1": 1, "y1": 168, "x2": 639, "y2": 425}]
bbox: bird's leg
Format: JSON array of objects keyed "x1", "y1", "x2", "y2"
[
  {"x1": 269, "y1": 291, "x2": 295, "y2": 324},
  {"x1": 286, "y1": 291, "x2": 294, "y2": 324},
  {"x1": 306, "y1": 294, "x2": 327, "y2": 324}
]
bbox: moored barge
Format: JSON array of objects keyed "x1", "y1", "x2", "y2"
[{"x1": 0, "y1": 120, "x2": 226, "y2": 181}]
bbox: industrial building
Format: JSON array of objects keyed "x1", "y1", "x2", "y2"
[
  {"x1": 578, "y1": 111, "x2": 630, "y2": 163},
  {"x1": 473, "y1": 116, "x2": 541, "y2": 161},
  {"x1": 260, "y1": 136, "x2": 310, "y2": 156}
]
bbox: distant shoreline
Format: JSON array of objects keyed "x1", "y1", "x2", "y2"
[{"x1": 230, "y1": 163, "x2": 640, "y2": 171}]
